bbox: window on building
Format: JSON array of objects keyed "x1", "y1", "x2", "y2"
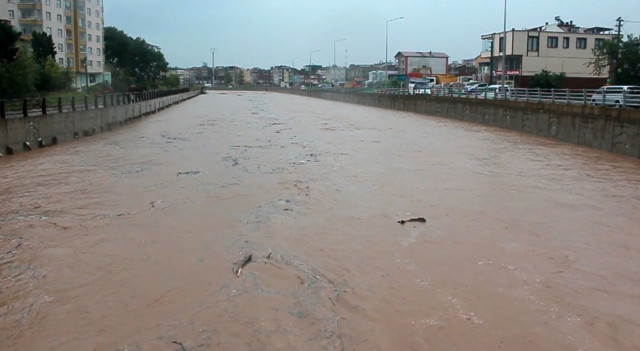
[
  {"x1": 57, "y1": 28, "x2": 63, "y2": 37},
  {"x1": 57, "y1": 14, "x2": 62, "y2": 22},
  {"x1": 563, "y1": 37, "x2": 571, "y2": 49},
  {"x1": 79, "y1": 18, "x2": 85, "y2": 28},
  {"x1": 80, "y1": 32, "x2": 86, "y2": 41},
  {"x1": 64, "y1": 0, "x2": 71, "y2": 10},
  {"x1": 96, "y1": 35, "x2": 100, "y2": 43},
  {"x1": 65, "y1": 15, "x2": 71, "y2": 25},
  {"x1": 96, "y1": 48, "x2": 101, "y2": 56},
  {"x1": 8, "y1": 10, "x2": 14, "y2": 19},
  {"x1": 46, "y1": 11, "x2": 51, "y2": 21},
  {"x1": 87, "y1": 8, "x2": 91, "y2": 16},
  {"x1": 66, "y1": 43, "x2": 73, "y2": 53},
  {"x1": 547, "y1": 36, "x2": 558, "y2": 48},
  {"x1": 97, "y1": 61, "x2": 101, "y2": 67},
  {"x1": 87, "y1": 20, "x2": 91, "y2": 28},
  {"x1": 56, "y1": 0, "x2": 61, "y2": 8},
  {"x1": 527, "y1": 36, "x2": 539, "y2": 51},
  {"x1": 499, "y1": 37, "x2": 505, "y2": 52},
  {"x1": 88, "y1": 47, "x2": 93, "y2": 55},
  {"x1": 67, "y1": 57, "x2": 73, "y2": 67},
  {"x1": 46, "y1": 27, "x2": 52, "y2": 35},
  {"x1": 88, "y1": 34, "x2": 92, "y2": 42},
  {"x1": 95, "y1": 10, "x2": 100, "y2": 18},
  {"x1": 96, "y1": 23, "x2": 100, "y2": 30},
  {"x1": 58, "y1": 43, "x2": 63, "y2": 52},
  {"x1": 576, "y1": 37, "x2": 587, "y2": 49},
  {"x1": 46, "y1": 0, "x2": 51, "y2": 5},
  {"x1": 66, "y1": 30, "x2": 72, "y2": 39},
  {"x1": 80, "y1": 45, "x2": 86, "y2": 53},
  {"x1": 88, "y1": 60, "x2": 93, "y2": 67},
  {"x1": 58, "y1": 58, "x2": 64, "y2": 65},
  {"x1": 595, "y1": 38, "x2": 605, "y2": 49}
]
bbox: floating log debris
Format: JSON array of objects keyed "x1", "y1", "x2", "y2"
[
  {"x1": 397, "y1": 217, "x2": 427, "y2": 224},
  {"x1": 176, "y1": 170, "x2": 201, "y2": 177},
  {"x1": 233, "y1": 254, "x2": 253, "y2": 277}
]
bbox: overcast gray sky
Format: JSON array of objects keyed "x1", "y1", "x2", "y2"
[{"x1": 104, "y1": 0, "x2": 640, "y2": 69}]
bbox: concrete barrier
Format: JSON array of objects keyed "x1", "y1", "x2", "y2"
[
  {"x1": 286, "y1": 90, "x2": 640, "y2": 159},
  {"x1": 0, "y1": 91, "x2": 200, "y2": 155}
]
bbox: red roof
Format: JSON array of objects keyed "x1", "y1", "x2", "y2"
[{"x1": 395, "y1": 51, "x2": 449, "y2": 58}]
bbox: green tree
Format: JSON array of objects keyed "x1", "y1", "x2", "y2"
[
  {"x1": 104, "y1": 26, "x2": 169, "y2": 91},
  {"x1": 224, "y1": 70, "x2": 233, "y2": 85},
  {"x1": 236, "y1": 70, "x2": 245, "y2": 85},
  {"x1": 528, "y1": 70, "x2": 566, "y2": 89},
  {"x1": 0, "y1": 43, "x2": 39, "y2": 97},
  {"x1": 31, "y1": 31, "x2": 57, "y2": 63},
  {"x1": 589, "y1": 35, "x2": 640, "y2": 85},
  {"x1": 0, "y1": 21, "x2": 21, "y2": 63},
  {"x1": 162, "y1": 74, "x2": 180, "y2": 89}
]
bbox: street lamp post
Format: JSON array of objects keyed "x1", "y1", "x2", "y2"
[
  {"x1": 385, "y1": 16, "x2": 404, "y2": 84},
  {"x1": 309, "y1": 49, "x2": 320, "y2": 78},
  {"x1": 210, "y1": 48, "x2": 216, "y2": 87},
  {"x1": 501, "y1": 0, "x2": 507, "y2": 89},
  {"x1": 81, "y1": 56, "x2": 89, "y2": 94},
  {"x1": 333, "y1": 38, "x2": 346, "y2": 66}
]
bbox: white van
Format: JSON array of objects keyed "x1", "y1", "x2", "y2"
[{"x1": 590, "y1": 85, "x2": 640, "y2": 108}]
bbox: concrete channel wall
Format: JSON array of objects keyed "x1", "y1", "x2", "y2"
[
  {"x1": 0, "y1": 91, "x2": 201, "y2": 156},
  {"x1": 288, "y1": 90, "x2": 640, "y2": 159}
]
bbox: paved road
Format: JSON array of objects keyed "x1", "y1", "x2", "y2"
[{"x1": 1, "y1": 91, "x2": 640, "y2": 350}]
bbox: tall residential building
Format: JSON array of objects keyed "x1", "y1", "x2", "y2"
[{"x1": 0, "y1": 0, "x2": 106, "y2": 89}]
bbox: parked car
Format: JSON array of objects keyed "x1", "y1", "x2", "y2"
[{"x1": 590, "y1": 85, "x2": 640, "y2": 108}]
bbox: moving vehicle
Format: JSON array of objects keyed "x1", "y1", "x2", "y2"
[
  {"x1": 480, "y1": 85, "x2": 511, "y2": 99},
  {"x1": 408, "y1": 77, "x2": 436, "y2": 95},
  {"x1": 590, "y1": 85, "x2": 640, "y2": 108}
]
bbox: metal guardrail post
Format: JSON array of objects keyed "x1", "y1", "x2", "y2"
[
  {"x1": 583, "y1": 89, "x2": 587, "y2": 105},
  {"x1": 537, "y1": 88, "x2": 541, "y2": 103},
  {"x1": 622, "y1": 89, "x2": 627, "y2": 108},
  {"x1": 551, "y1": 89, "x2": 555, "y2": 104},
  {"x1": 525, "y1": 88, "x2": 529, "y2": 102},
  {"x1": 566, "y1": 89, "x2": 570, "y2": 104},
  {"x1": 58, "y1": 97, "x2": 62, "y2": 113},
  {"x1": 110, "y1": 94, "x2": 114, "y2": 106},
  {"x1": 84, "y1": 95, "x2": 89, "y2": 110},
  {"x1": 94, "y1": 95, "x2": 99, "y2": 109},
  {"x1": 41, "y1": 97, "x2": 47, "y2": 115},
  {"x1": 71, "y1": 96, "x2": 76, "y2": 111},
  {"x1": 0, "y1": 100, "x2": 5, "y2": 119},
  {"x1": 22, "y1": 99, "x2": 28, "y2": 117}
]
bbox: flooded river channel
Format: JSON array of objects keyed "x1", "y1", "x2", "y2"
[{"x1": 1, "y1": 91, "x2": 640, "y2": 350}]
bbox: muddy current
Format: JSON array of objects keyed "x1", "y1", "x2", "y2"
[{"x1": 1, "y1": 91, "x2": 640, "y2": 350}]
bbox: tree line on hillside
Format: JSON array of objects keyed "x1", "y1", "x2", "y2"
[{"x1": 0, "y1": 22, "x2": 73, "y2": 98}]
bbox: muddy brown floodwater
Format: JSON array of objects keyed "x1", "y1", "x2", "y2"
[{"x1": 1, "y1": 91, "x2": 640, "y2": 350}]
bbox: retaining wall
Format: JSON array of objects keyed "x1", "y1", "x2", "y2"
[
  {"x1": 1, "y1": 91, "x2": 200, "y2": 156},
  {"x1": 288, "y1": 91, "x2": 640, "y2": 159}
]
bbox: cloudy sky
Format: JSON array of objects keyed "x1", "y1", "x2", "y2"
[{"x1": 104, "y1": 0, "x2": 640, "y2": 69}]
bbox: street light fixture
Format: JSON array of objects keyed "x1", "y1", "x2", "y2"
[
  {"x1": 501, "y1": 0, "x2": 507, "y2": 89},
  {"x1": 210, "y1": 48, "x2": 216, "y2": 87},
  {"x1": 81, "y1": 56, "x2": 89, "y2": 94},
  {"x1": 333, "y1": 38, "x2": 347, "y2": 66},
  {"x1": 385, "y1": 16, "x2": 404, "y2": 83}
]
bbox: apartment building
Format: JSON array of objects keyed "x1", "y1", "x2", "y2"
[
  {"x1": 0, "y1": 0, "x2": 106, "y2": 89},
  {"x1": 479, "y1": 17, "x2": 614, "y2": 88}
]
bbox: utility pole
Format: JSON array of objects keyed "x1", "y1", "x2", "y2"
[
  {"x1": 210, "y1": 48, "x2": 216, "y2": 87},
  {"x1": 615, "y1": 17, "x2": 623, "y2": 42},
  {"x1": 501, "y1": 0, "x2": 507, "y2": 89}
]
